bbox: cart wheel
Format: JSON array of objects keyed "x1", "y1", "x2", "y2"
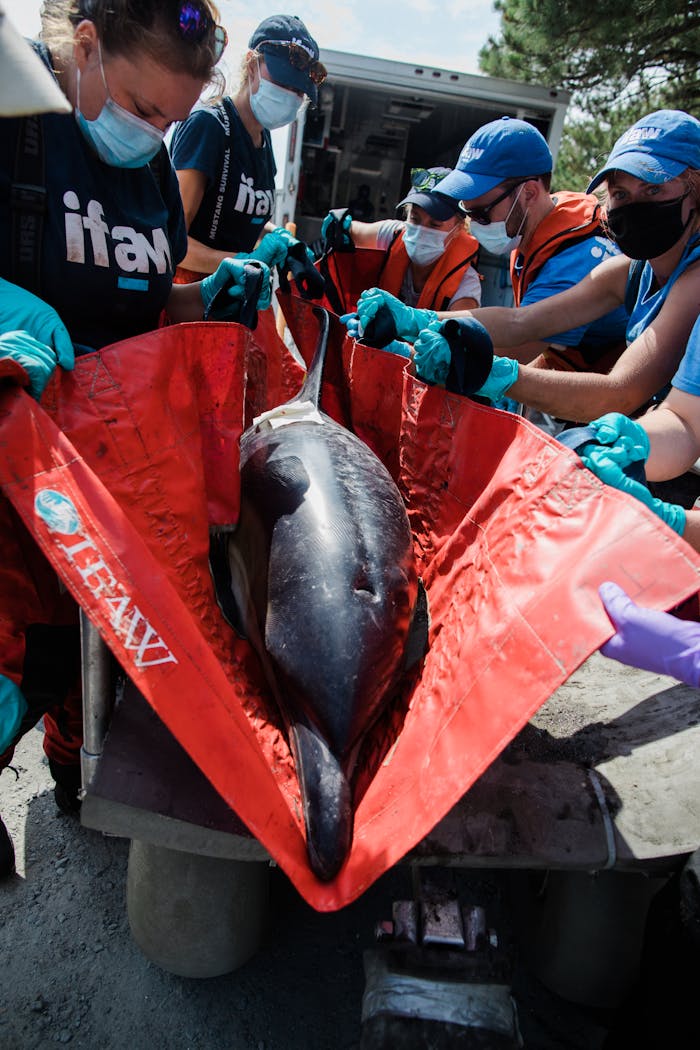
[{"x1": 126, "y1": 839, "x2": 269, "y2": 978}]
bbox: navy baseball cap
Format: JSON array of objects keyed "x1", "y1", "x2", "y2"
[
  {"x1": 249, "y1": 15, "x2": 322, "y2": 104},
  {"x1": 587, "y1": 110, "x2": 700, "y2": 192},
  {"x1": 397, "y1": 167, "x2": 464, "y2": 221},
  {"x1": 436, "y1": 117, "x2": 553, "y2": 202}
]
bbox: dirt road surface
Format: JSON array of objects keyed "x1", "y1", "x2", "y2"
[{"x1": 0, "y1": 718, "x2": 624, "y2": 1050}]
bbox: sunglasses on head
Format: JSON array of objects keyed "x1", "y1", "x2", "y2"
[
  {"x1": 178, "y1": 2, "x2": 228, "y2": 62},
  {"x1": 257, "y1": 40, "x2": 327, "y2": 86},
  {"x1": 462, "y1": 179, "x2": 531, "y2": 225},
  {"x1": 410, "y1": 167, "x2": 447, "y2": 192}
]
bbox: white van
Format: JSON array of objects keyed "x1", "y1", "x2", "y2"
[{"x1": 273, "y1": 49, "x2": 570, "y2": 307}]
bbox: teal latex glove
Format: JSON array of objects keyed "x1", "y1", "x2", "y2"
[
  {"x1": 356, "y1": 288, "x2": 437, "y2": 342},
  {"x1": 246, "y1": 227, "x2": 314, "y2": 269},
  {"x1": 581, "y1": 448, "x2": 686, "y2": 535},
  {"x1": 383, "y1": 339, "x2": 412, "y2": 359},
  {"x1": 340, "y1": 315, "x2": 410, "y2": 359},
  {"x1": 413, "y1": 323, "x2": 451, "y2": 384},
  {"x1": 0, "y1": 673, "x2": 27, "y2": 753},
  {"x1": 587, "y1": 413, "x2": 650, "y2": 468},
  {"x1": 0, "y1": 278, "x2": 73, "y2": 368},
  {"x1": 476, "y1": 354, "x2": 519, "y2": 402},
  {"x1": 200, "y1": 258, "x2": 272, "y2": 320},
  {"x1": 0, "y1": 330, "x2": 69, "y2": 398}
]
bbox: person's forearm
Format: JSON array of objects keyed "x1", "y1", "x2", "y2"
[
  {"x1": 437, "y1": 261, "x2": 625, "y2": 348},
  {"x1": 349, "y1": 221, "x2": 379, "y2": 249},
  {"x1": 437, "y1": 305, "x2": 526, "y2": 347},
  {"x1": 180, "y1": 235, "x2": 235, "y2": 276},
  {"x1": 499, "y1": 340, "x2": 551, "y2": 366},
  {"x1": 642, "y1": 407, "x2": 700, "y2": 480},
  {"x1": 507, "y1": 366, "x2": 643, "y2": 424},
  {"x1": 166, "y1": 281, "x2": 205, "y2": 323}
]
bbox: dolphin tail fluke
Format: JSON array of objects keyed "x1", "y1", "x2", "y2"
[{"x1": 290, "y1": 722, "x2": 353, "y2": 882}]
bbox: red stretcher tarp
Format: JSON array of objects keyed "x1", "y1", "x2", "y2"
[{"x1": 1, "y1": 309, "x2": 699, "y2": 912}]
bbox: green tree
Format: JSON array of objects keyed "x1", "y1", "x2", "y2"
[{"x1": 479, "y1": 0, "x2": 700, "y2": 188}]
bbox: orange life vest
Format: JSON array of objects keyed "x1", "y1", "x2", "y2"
[
  {"x1": 510, "y1": 192, "x2": 603, "y2": 306},
  {"x1": 510, "y1": 192, "x2": 624, "y2": 373},
  {"x1": 378, "y1": 227, "x2": 480, "y2": 311}
]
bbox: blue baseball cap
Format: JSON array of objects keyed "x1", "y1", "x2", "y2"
[
  {"x1": 587, "y1": 110, "x2": 700, "y2": 192},
  {"x1": 249, "y1": 15, "x2": 322, "y2": 104},
  {"x1": 436, "y1": 116, "x2": 553, "y2": 202}
]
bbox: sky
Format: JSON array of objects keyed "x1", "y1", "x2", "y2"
[{"x1": 5, "y1": 0, "x2": 503, "y2": 87}]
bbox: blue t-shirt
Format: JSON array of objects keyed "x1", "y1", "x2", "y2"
[
  {"x1": 169, "y1": 98, "x2": 277, "y2": 253},
  {"x1": 672, "y1": 315, "x2": 700, "y2": 396},
  {"x1": 0, "y1": 49, "x2": 186, "y2": 351},
  {"x1": 516, "y1": 234, "x2": 628, "y2": 348}
]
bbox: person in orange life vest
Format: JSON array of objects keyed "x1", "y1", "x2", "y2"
[
  {"x1": 351, "y1": 111, "x2": 700, "y2": 427},
  {"x1": 435, "y1": 116, "x2": 628, "y2": 374},
  {"x1": 169, "y1": 14, "x2": 323, "y2": 284},
  {"x1": 323, "y1": 166, "x2": 482, "y2": 317}
]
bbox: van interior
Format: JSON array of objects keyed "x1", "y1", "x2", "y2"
[{"x1": 293, "y1": 78, "x2": 554, "y2": 307}]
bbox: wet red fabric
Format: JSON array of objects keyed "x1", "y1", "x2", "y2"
[
  {"x1": 316, "y1": 248, "x2": 388, "y2": 314},
  {"x1": 1, "y1": 315, "x2": 699, "y2": 911}
]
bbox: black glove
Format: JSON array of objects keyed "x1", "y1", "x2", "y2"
[
  {"x1": 321, "y1": 209, "x2": 354, "y2": 252},
  {"x1": 440, "y1": 318, "x2": 494, "y2": 395}
]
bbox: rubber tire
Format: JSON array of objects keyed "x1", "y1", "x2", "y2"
[{"x1": 126, "y1": 839, "x2": 269, "y2": 978}]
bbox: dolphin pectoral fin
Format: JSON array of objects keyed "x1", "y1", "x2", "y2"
[
  {"x1": 290, "y1": 722, "x2": 353, "y2": 882},
  {"x1": 403, "y1": 578, "x2": 430, "y2": 671}
]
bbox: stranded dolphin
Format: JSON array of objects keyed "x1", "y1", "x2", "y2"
[{"x1": 210, "y1": 309, "x2": 427, "y2": 881}]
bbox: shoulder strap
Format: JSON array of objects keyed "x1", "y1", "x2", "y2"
[
  {"x1": 374, "y1": 228, "x2": 404, "y2": 288},
  {"x1": 624, "y1": 258, "x2": 645, "y2": 315},
  {"x1": 11, "y1": 115, "x2": 46, "y2": 295}
]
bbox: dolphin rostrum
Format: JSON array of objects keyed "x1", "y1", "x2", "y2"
[{"x1": 211, "y1": 309, "x2": 427, "y2": 881}]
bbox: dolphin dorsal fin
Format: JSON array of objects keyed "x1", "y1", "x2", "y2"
[{"x1": 294, "y1": 307, "x2": 330, "y2": 410}]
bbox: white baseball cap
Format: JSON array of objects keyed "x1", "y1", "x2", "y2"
[{"x1": 0, "y1": 3, "x2": 71, "y2": 116}]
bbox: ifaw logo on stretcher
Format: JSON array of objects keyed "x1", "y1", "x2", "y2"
[{"x1": 33, "y1": 489, "x2": 178, "y2": 670}]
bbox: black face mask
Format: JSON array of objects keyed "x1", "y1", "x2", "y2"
[{"x1": 606, "y1": 192, "x2": 693, "y2": 260}]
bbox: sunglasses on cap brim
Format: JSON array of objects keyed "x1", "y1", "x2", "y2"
[
  {"x1": 256, "y1": 40, "x2": 327, "y2": 86},
  {"x1": 409, "y1": 167, "x2": 448, "y2": 192}
]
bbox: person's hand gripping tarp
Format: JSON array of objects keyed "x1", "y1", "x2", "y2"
[
  {"x1": 200, "y1": 258, "x2": 272, "y2": 328},
  {"x1": 560, "y1": 412, "x2": 686, "y2": 536},
  {"x1": 0, "y1": 280, "x2": 75, "y2": 398}
]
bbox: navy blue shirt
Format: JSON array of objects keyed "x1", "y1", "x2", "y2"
[
  {"x1": 169, "y1": 98, "x2": 276, "y2": 253},
  {"x1": 0, "y1": 48, "x2": 186, "y2": 351}
]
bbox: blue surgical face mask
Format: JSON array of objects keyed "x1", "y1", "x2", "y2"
[
  {"x1": 471, "y1": 185, "x2": 527, "y2": 256},
  {"x1": 403, "y1": 223, "x2": 451, "y2": 266},
  {"x1": 75, "y1": 46, "x2": 165, "y2": 168},
  {"x1": 250, "y1": 67, "x2": 303, "y2": 130}
]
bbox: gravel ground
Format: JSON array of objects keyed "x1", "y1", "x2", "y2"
[{"x1": 0, "y1": 723, "x2": 622, "y2": 1050}]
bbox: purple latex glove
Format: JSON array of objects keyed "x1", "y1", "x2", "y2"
[{"x1": 599, "y1": 581, "x2": 700, "y2": 686}]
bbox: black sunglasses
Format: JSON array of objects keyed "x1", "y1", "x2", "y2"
[
  {"x1": 462, "y1": 179, "x2": 531, "y2": 225},
  {"x1": 257, "y1": 40, "x2": 327, "y2": 85}
]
